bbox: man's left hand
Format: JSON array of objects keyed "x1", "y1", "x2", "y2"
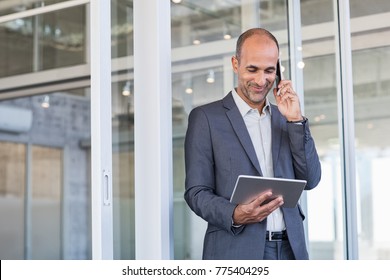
[{"x1": 273, "y1": 80, "x2": 303, "y2": 122}]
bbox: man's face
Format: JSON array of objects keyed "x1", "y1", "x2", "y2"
[{"x1": 232, "y1": 35, "x2": 279, "y2": 109}]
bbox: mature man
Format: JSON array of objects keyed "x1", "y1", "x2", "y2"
[{"x1": 184, "y1": 28, "x2": 321, "y2": 260}]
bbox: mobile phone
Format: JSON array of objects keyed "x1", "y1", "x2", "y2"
[{"x1": 276, "y1": 58, "x2": 283, "y2": 96}]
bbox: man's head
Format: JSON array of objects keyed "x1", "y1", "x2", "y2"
[
  {"x1": 232, "y1": 28, "x2": 280, "y2": 110},
  {"x1": 235, "y1": 28, "x2": 279, "y2": 63}
]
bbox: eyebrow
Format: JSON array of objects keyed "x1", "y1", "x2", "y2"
[
  {"x1": 246, "y1": 65, "x2": 276, "y2": 72},
  {"x1": 246, "y1": 64, "x2": 259, "y2": 70}
]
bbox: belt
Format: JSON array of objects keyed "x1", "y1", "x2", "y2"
[{"x1": 266, "y1": 230, "x2": 288, "y2": 241}]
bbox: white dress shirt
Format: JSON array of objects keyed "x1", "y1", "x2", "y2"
[{"x1": 232, "y1": 89, "x2": 285, "y2": 231}]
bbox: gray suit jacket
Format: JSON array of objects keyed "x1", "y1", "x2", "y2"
[{"x1": 184, "y1": 92, "x2": 321, "y2": 260}]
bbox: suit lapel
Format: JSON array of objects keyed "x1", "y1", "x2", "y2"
[{"x1": 223, "y1": 93, "x2": 263, "y2": 176}]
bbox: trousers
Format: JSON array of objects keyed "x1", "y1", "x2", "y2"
[{"x1": 263, "y1": 240, "x2": 295, "y2": 260}]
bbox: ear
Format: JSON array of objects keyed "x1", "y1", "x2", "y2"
[{"x1": 231, "y1": 56, "x2": 239, "y2": 73}]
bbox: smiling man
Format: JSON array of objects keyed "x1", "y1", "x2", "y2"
[{"x1": 184, "y1": 28, "x2": 321, "y2": 260}]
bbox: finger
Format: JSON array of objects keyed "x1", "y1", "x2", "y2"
[
  {"x1": 262, "y1": 195, "x2": 284, "y2": 209},
  {"x1": 278, "y1": 80, "x2": 292, "y2": 89},
  {"x1": 277, "y1": 80, "x2": 295, "y2": 95},
  {"x1": 281, "y1": 85, "x2": 296, "y2": 96},
  {"x1": 276, "y1": 83, "x2": 285, "y2": 96},
  {"x1": 251, "y1": 191, "x2": 273, "y2": 206},
  {"x1": 273, "y1": 87, "x2": 281, "y2": 99},
  {"x1": 257, "y1": 196, "x2": 284, "y2": 216},
  {"x1": 277, "y1": 86, "x2": 291, "y2": 97},
  {"x1": 255, "y1": 196, "x2": 284, "y2": 222},
  {"x1": 280, "y1": 92, "x2": 300, "y2": 105}
]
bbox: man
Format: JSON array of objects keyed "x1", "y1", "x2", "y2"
[{"x1": 184, "y1": 28, "x2": 321, "y2": 260}]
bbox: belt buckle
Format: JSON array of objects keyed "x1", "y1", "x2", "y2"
[
  {"x1": 268, "y1": 231, "x2": 276, "y2": 241},
  {"x1": 268, "y1": 231, "x2": 281, "y2": 242}
]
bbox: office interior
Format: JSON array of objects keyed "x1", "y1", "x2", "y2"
[{"x1": 0, "y1": 0, "x2": 389, "y2": 260}]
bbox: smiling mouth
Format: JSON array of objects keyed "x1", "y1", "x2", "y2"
[{"x1": 251, "y1": 85, "x2": 266, "y2": 92}]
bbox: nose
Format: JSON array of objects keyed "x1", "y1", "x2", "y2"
[{"x1": 254, "y1": 72, "x2": 267, "y2": 86}]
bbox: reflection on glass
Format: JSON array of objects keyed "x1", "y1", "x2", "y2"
[
  {"x1": 31, "y1": 146, "x2": 62, "y2": 259},
  {"x1": 305, "y1": 0, "x2": 390, "y2": 260},
  {"x1": 304, "y1": 54, "x2": 344, "y2": 259},
  {"x1": 353, "y1": 49, "x2": 390, "y2": 258},
  {"x1": 350, "y1": 0, "x2": 390, "y2": 259},
  {"x1": 0, "y1": 0, "x2": 69, "y2": 17},
  {"x1": 111, "y1": 0, "x2": 134, "y2": 58},
  {"x1": 171, "y1": 0, "x2": 288, "y2": 48},
  {"x1": 0, "y1": 19, "x2": 34, "y2": 77},
  {"x1": 39, "y1": 6, "x2": 86, "y2": 70},
  {"x1": 0, "y1": 142, "x2": 25, "y2": 259},
  {"x1": 301, "y1": 0, "x2": 345, "y2": 259},
  {"x1": 111, "y1": 80, "x2": 135, "y2": 259},
  {"x1": 0, "y1": 91, "x2": 91, "y2": 259},
  {"x1": 111, "y1": 0, "x2": 135, "y2": 260},
  {"x1": 0, "y1": 5, "x2": 86, "y2": 78}
]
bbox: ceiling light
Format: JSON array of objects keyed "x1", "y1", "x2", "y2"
[
  {"x1": 206, "y1": 70, "x2": 215, "y2": 83},
  {"x1": 122, "y1": 81, "x2": 131, "y2": 96},
  {"x1": 171, "y1": 0, "x2": 182, "y2": 3},
  {"x1": 41, "y1": 95, "x2": 50, "y2": 108},
  {"x1": 185, "y1": 79, "x2": 193, "y2": 94},
  {"x1": 185, "y1": 87, "x2": 193, "y2": 94},
  {"x1": 223, "y1": 23, "x2": 232, "y2": 40},
  {"x1": 182, "y1": 73, "x2": 193, "y2": 94}
]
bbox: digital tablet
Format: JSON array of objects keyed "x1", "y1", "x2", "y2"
[{"x1": 230, "y1": 175, "x2": 307, "y2": 208}]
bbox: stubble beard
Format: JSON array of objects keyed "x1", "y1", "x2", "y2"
[{"x1": 241, "y1": 82, "x2": 272, "y2": 107}]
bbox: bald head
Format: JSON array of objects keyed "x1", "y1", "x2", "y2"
[{"x1": 235, "y1": 28, "x2": 279, "y2": 63}]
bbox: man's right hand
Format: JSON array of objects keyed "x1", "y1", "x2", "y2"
[{"x1": 232, "y1": 192, "x2": 284, "y2": 225}]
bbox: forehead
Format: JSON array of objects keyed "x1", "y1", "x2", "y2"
[{"x1": 240, "y1": 35, "x2": 279, "y2": 63}]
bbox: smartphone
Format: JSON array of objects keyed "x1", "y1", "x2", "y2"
[{"x1": 276, "y1": 58, "x2": 283, "y2": 96}]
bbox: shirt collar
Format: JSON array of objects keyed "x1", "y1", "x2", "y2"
[{"x1": 231, "y1": 88, "x2": 272, "y2": 117}]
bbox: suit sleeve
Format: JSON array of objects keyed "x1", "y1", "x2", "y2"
[
  {"x1": 184, "y1": 107, "x2": 241, "y2": 234},
  {"x1": 287, "y1": 119, "x2": 321, "y2": 190}
]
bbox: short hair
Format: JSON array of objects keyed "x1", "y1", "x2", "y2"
[{"x1": 235, "y1": 28, "x2": 280, "y2": 62}]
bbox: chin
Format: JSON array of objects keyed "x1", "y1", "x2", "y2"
[{"x1": 250, "y1": 94, "x2": 267, "y2": 104}]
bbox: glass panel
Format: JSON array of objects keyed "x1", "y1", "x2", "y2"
[
  {"x1": 31, "y1": 145, "x2": 62, "y2": 259},
  {"x1": 350, "y1": 0, "x2": 390, "y2": 17},
  {"x1": 171, "y1": 0, "x2": 289, "y2": 260},
  {"x1": 111, "y1": 0, "x2": 134, "y2": 58},
  {"x1": 0, "y1": 0, "x2": 69, "y2": 17},
  {"x1": 0, "y1": 90, "x2": 91, "y2": 259},
  {"x1": 0, "y1": 5, "x2": 86, "y2": 78},
  {"x1": 171, "y1": 0, "x2": 241, "y2": 48},
  {"x1": 112, "y1": 80, "x2": 135, "y2": 259},
  {"x1": 0, "y1": 142, "x2": 26, "y2": 260},
  {"x1": 39, "y1": 6, "x2": 86, "y2": 70},
  {"x1": 171, "y1": 0, "x2": 287, "y2": 49},
  {"x1": 300, "y1": 0, "x2": 333, "y2": 26},
  {"x1": 302, "y1": 0, "x2": 344, "y2": 260},
  {"x1": 111, "y1": 0, "x2": 135, "y2": 260},
  {"x1": 350, "y1": 0, "x2": 390, "y2": 259},
  {"x1": 0, "y1": 18, "x2": 34, "y2": 76}
]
